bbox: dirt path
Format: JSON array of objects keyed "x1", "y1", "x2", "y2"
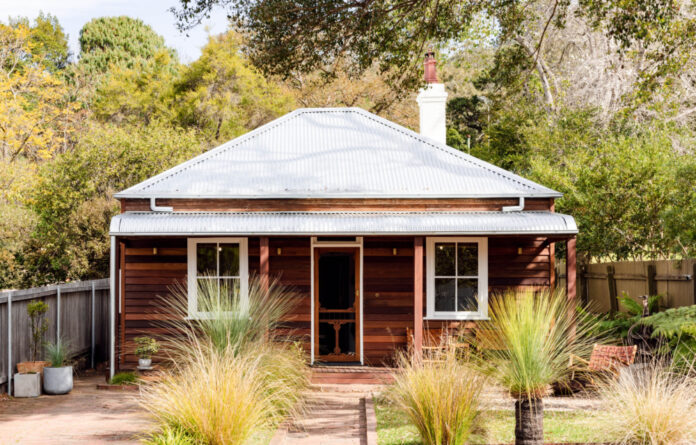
[{"x1": 0, "y1": 375, "x2": 150, "y2": 445}]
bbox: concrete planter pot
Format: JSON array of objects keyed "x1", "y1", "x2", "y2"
[
  {"x1": 138, "y1": 358, "x2": 152, "y2": 369},
  {"x1": 43, "y1": 366, "x2": 73, "y2": 395},
  {"x1": 14, "y1": 373, "x2": 41, "y2": 397}
]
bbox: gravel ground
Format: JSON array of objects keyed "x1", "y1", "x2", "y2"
[{"x1": 0, "y1": 374, "x2": 150, "y2": 445}]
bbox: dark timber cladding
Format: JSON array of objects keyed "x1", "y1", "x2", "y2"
[{"x1": 116, "y1": 234, "x2": 554, "y2": 369}]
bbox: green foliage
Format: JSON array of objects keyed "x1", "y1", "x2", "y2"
[
  {"x1": 19, "y1": 122, "x2": 203, "y2": 286},
  {"x1": 134, "y1": 337, "x2": 160, "y2": 359},
  {"x1": 640, "y1": 306, "x2": 696, "y2": 367},
  {"x1": 475, "y1": 289, "x2": 598, "y2": 399},
  {"x1": 10, "y1": 12, "x2": 70, "y2": 72},
  {"x1": 78, "y1": 16, "x2": 173, "y2": 75},
  {"x1": 167, "y1": 275, "x2": 299, "y2": 356},
  {"x1": 171, "y1": 31, "x2": 295, "y2": 141},
  {"x1": 110, "y1": 371, "x2": 138, "y2": 385},
  {"x1": 45, "y1": 338, "x2": 72, "y2": 367},
  {"x1": 142, "y1": 425, "x2": 198, "y2": 445},
  {"x1": 524, "y1": 111, "x2": 696, "y2": 260},
  {"x1": 27, "y1": 300, "x2": 49, "y2": 362}
]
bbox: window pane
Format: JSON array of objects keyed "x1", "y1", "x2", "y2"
[
  {"x1": 457, "y1": 279, "x2": 478, "y2": 312},
  {"x1": 197, "y1": 278, "x2": 217, "y2": 310},
  {"x1": 435, "y1": 243, "x2": 455, "y2": 276},
  {"x1": 220, "y1": 278, "x2": 241, "y2": 304},
  {"x1": 196, "y1": 243, "x2": 217, "y2": 276},
  {"x1": 219, "y1": 244, "x2": 240, "y2": 276},
  {"x1": 435, "y1": 278, "x2": 455, "y2": 311},
  {"x1": 457, "y1": 243, "x2": 478, "y2": 276}
]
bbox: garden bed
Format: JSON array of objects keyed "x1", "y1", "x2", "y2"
[{"x1": 374, "y1": 396, "x2": 612, "y2": 445}]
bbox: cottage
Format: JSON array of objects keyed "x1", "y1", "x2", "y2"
[{"x1": 108, "y1": 54, "x2": 577, "y2": 376}]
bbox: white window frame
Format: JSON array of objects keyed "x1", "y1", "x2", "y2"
[
  {"x1": 426, "y1": 237, "x2": 488, "y2": 320},
  {"x1": 187, "y1": 237, "x2": 249, "y2": 319}
]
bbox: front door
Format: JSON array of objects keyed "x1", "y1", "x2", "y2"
[{"x1": 314, "y1": 247, "x2": 361, "y2": 363}]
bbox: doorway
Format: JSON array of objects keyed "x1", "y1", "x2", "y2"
[{"x1": 313, "y1": 247, "x2": 361, "y2": 363}]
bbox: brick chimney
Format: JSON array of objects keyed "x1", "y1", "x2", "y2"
[{"x1": 416, "y1": 51, "x2": 448, "y2": 144}]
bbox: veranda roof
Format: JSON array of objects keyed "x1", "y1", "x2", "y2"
[
  {"x1": 115, "y1": 108, "x2": 561, "y2": 200},
  {"x1": 110, "y1": 211, "x2": 577, "y2": 236}
]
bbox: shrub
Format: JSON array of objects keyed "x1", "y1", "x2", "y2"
[
  {"x1": 110, "y1": 372, "x2": 138, "y2": 385},
  {"x1": 141, "y1": 275, "x2": 309, "y2": 445},
  {"x1": 474, "y1": 289, "x2": 598, "y2": 445},
  {"x1": 387, "y1": 352, "x2": 487, "y2": 445},
  {"x1": 600, "y1": 362, "x2": 696, "y2": 445},
  {"x1": 134, "y1": 336, "x2": 160, "y2": 359}
]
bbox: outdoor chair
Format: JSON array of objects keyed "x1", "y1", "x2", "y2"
[
  {"x1": 406, "y1": 328, "x2": 470, "y2": 364},
  {"x1": 570, "y1": 344, "x2": 638, "y2": 385}
]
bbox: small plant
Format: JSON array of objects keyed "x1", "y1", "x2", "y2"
[
  {"x1": 387, "y1": 352, "x2": 487, "y2": 445},
  {"x1": 134, "y1": 336, "x2": 160, "y2": 359},
  {"x1": 600, "y1": 361, "x2": 696, "y2": 444},
  {"x1": 45, "y1": 338, "x2": 72, "y2": 367},
  {"x1": 27, "y1": 300, "x2": 49, "y2": 362},
  {"x1": 110, "y1": 371, "x2": 138, "y2": 385}
]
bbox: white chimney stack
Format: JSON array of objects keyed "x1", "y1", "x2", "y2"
[{"x1": 416, "y1": 51, "x2": 448, "y2": 145}]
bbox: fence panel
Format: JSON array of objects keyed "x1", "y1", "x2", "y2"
[
  {"x1": 556, "y1": 259, "x2": 695, "y2": 314},
  {"x1": 0, "y1": 279, "x2": 110, "y2": 394}
]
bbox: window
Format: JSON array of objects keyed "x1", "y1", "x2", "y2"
[
  {"x1": 187, "y1": 238, "x2": 248, "y2": 318},
  {"x1": 426, "y1": 237, "x2": 487, "y2": 320}
]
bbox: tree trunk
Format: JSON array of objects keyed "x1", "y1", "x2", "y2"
[{"x1": 515, "y1": 398, "x2": 543, "y2": 445}]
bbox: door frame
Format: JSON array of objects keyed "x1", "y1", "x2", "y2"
[{"x1": 310, "y1": 237, "x2": 363, "y2": 364}]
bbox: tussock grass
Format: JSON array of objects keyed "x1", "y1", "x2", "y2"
[
  {"x1": 387, "y1": 352, "x2": 487, "y2": 445},
  {"x1": 600, "y1": 362, "x2": 696, "y2": 445},
  {"x1": 140, "y1": 275, "x2": 309, "y2": 445}
]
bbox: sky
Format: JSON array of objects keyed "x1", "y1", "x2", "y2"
[{"x1": 1, "y1": 0, "x2": 228, "y2": 63}]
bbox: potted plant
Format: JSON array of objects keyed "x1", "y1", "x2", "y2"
[
  {"x1": 43, "y1": 339, "x2": 74, "y2": 395},
  {"x1": 134, "y1": 336, "x2": 159, "y2": 369},
  {"x1": 16, "y1": 300, "x2": 50, "y2": 374}
]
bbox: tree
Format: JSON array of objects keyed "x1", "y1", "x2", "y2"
[
  {"x1": 23, "y1": 122, "x2": 204, "y2": 285},
  {"x1": 78, "y1": 16, "x2": 174, "y2": 75},
  {"x1": 170, "y1": 31, "x2": 295, "y2": 141},
  {"x1": 0, "y1": 23, "x2": 80, "y2": 162},
  {"x1": 9, "y1": 12, "x2": 70, "y2": 72},
  {"x1": 171, "y1": 0, "x2": 696, "y2": 112}
]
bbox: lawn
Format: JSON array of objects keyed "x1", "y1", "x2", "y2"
[{"x1": 374, "y1": 396, "x2": 609, "y2": 445}]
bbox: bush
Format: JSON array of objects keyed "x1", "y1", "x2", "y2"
[
  {"x1": 600, "y1": 362, "x2": 696, "y2": 445},
  {"x1": 140, "y1": 275, "x2": 309, "y2": 445},
  {"x1": 134, "y1": 337, "x2": 160, "y2": 359},
  {"x1": 110, "y1": 372, "x2": 138, "y2": 385},
  {"x1": 387, "y1": 352, "x2": 487, "y2": 445}
]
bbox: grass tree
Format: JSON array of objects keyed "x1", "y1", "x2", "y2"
[{"x1": 475, "y1": 290, "x2": 596, "y2": 445}]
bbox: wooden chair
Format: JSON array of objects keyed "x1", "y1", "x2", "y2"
[
  {"x1": 571, "y1": 344, "x2": 638, "y2": 384},
  {"x1": 406, "y1": 328, "x2": 470, "y2": 364}
]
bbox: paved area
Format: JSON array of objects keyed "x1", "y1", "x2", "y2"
[
  {"x1": 282, "y1": 387, "x2": 369, "y2": 445},
  {"x1": 0, "y1": 375, "x2": 149, "y2": 445}
]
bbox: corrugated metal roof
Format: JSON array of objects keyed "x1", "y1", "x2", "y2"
[
  {"x1": 115, "y1": 108, "x2": 561, "y2": 199},
  {"x1": 110, "y1": 211, "x2": 577, "y2": 236}
]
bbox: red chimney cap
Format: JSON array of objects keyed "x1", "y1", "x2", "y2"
[{"x1": 424, "y1": 51, "x2": 438, "y2": 84}]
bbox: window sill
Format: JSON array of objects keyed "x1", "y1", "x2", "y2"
[{"x1": 423, "y1": 315, "x2": 490, "y2": 321}]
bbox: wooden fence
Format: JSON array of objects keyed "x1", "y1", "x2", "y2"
[
  {"x1": 556, "y1": 259, "x2": 696, "y2": 313},
  {"x1": 0, "y1": 279, "x2": 110, "y2": 394}
]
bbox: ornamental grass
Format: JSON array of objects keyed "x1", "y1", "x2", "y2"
[
  {"x1": 140, "y1": 275, "x2": 309, "y2": 445},
  {"x1": 600, "y1": 360, "x2": 696, "y2": 445},
  {"x1": 387, "y1": 351, "x2": 487, "y2": 445}
]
